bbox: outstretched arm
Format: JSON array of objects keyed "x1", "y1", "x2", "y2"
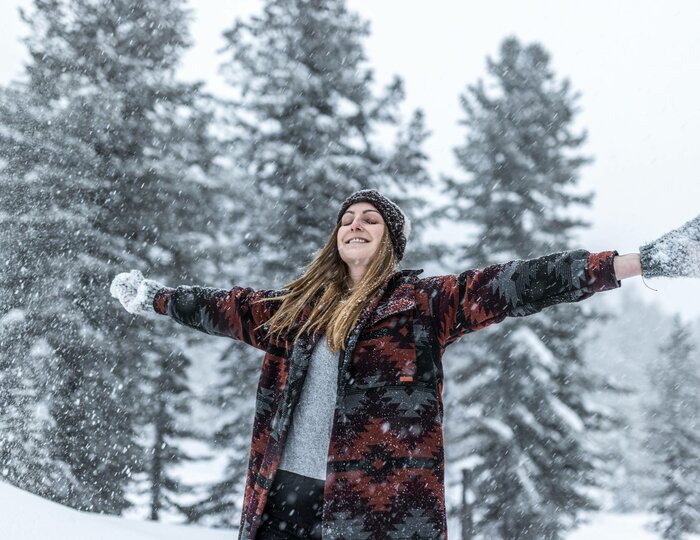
[
  {"x1": 110, "y1": 270, "x2": 281, "y2": 350},
  {"x1": 423, "y1": 215, "x2": 700, "y2": 352},
  {"x1": 421, "y1": 249, "x2": 621, "y2": 350}
]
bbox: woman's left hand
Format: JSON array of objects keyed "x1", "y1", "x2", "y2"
[{"x1": 639, "y1": 213, "x2": 700, "y2": 278}]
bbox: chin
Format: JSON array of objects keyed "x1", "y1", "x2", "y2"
[{"x1": 344, "y1": 255, "x2": 374, "y2": 266}]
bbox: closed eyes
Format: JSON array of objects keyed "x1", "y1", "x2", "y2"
[{"x1": 342, "y1": 219, "x2": 378, "y2": 226}]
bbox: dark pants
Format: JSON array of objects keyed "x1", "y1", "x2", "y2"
[{"x1": 256, "y1": 469, "x2": 325, "y2": 539}]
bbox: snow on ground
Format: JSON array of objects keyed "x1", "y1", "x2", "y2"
[
  {"x1": 0, "y1": 481, "x2": 234, "y2": 540},
  {"x1": 568, "y1": 512, "x2": 700, "y2": 540},
  {"x1": 3, "y1": 479, "x2": 700, "y2": 540}
]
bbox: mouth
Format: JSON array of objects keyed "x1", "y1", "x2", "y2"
[{"x1": 345, "y1": 238, "x2": 370, "y2": 244}]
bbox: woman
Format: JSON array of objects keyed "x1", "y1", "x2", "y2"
[{"x1": 111, "y1": 189, "x2": 699, "y2": 539}]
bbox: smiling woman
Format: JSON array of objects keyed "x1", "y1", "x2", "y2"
[
  {"x1": 252, "y1": 190, "x2": 409, "y2": 354},
  {"x1": 337, "y1": 202, "x2": 387, "y2": 285},
  {"x1": 108, "y1": 187, "x2": 694, "y2": 540}
]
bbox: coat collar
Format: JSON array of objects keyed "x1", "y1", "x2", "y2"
[
  {"x1": 393, "y1": 268, "x2": 424, "y2": 278},
  {"x1": 367, "y1": 268, "x2": 422, "y2": 326},
  {"x1": 344, "y1": 267, "x2": 424, "y2": 334}
]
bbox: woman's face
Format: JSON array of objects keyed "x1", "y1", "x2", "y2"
[{"x1": 336, "y1": 202, "x2": 386, "y2": 269}]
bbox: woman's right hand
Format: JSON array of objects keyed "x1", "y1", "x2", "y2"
[{"x1": 110, "y1": 269, "x2": 164, "y2": 316}]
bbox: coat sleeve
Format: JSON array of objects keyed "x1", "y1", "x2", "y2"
[
  {"x1": 152, "y1": 285, "x2": 283, "y2": 350},
  {"x1": 421, "y1": 249, "x2": 621, "y2": 349}
]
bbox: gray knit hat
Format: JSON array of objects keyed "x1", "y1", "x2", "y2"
[{"x1": 337, "y1": 189, "x2": 411, "y2": 261}]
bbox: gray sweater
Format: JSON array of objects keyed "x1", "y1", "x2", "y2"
[{"x1": 278, "y1": 333, "x2": 338, "y2": 480}]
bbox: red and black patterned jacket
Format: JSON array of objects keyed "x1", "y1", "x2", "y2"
[{"x1": 153, "y1": 249, "x2": 620, "y2": 539}]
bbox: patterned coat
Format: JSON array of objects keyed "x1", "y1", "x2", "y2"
[{"x1": 153, "y1": 249, "x2": 620, "y2": 539}]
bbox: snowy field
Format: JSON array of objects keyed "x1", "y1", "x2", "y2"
[
  {"x1": 0, "y1": 481, "x2": 232, "y2": 539},
  {"x1": 569, "y1": 513, "x2": 700, "y2": 540},
  {"x1": 2, "y1": 480, "x2": 699, "y2": 540}
]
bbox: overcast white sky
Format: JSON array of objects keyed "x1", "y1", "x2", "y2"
[{"x1": 2, "y1": 0, "x2": 700, "y2": 320}]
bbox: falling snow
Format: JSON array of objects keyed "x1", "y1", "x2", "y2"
[{"x1": 1, "y1": 0, "x2": 699, "y2": 539}]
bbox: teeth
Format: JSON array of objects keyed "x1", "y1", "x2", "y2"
[{"x1": 348, "y1": 238, "x2": 368, "y2": 243}]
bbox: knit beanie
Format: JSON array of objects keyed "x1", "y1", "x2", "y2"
[{"x1": 337, "y1": 189, "x2": 411, "y2": 261}]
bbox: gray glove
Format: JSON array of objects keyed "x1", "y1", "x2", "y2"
[
  {"x1": 639, "y1": 214, "x2": 700, "y2": 278},
  {"x1": 110, "y1": 269, "x2": 165, "y2": 316}
]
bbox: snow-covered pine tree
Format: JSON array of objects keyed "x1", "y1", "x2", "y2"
[
  {"x1": 383, "y1": 109, "x2": 438, "y2": 268},
  {"x1": 441, "y1": 37, "x2": 617, "y2": 539},
  {"x1": 0, "y1": 306, "x2": 71, "y2": 498},
  {"x1": 182, "y1": 0, "x2": 434, "y2": 526},
  {"x1": 0, "y1": 27, "x2": 138, "y2": 513},
  {"x1": 0, "y1": 0, "x2": 224, "y2": 516},
  {"x1": 580, "y1": 286, "x2": 674, "y2": 512},
  {"x1": 644, "y1": 315, "x2": 700, "y2": 540},
  {"x1": 219, "y1": 0, "x2": 415, "y2": 283},
  {"x1": 142, "y1": 350, "x2": 202, "y2": 521}
]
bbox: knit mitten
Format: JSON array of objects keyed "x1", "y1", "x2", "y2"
[
  {"x1": 639, "y1": 213, "x2": 700, "y2": 278},
  {"x1": 110, "y1": 269, "x2": 165, "y2": 316}
]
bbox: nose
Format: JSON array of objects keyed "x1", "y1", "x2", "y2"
[{"x1": 350, "y1": 217, "x2": 364, "y2": 231}]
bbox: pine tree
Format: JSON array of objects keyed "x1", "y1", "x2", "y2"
[
  {"x1": 183, "y1": 0, "x2": 435, "y2": 525},
  {"x1": 644, "y1": 315, "x2": 700, "y2": 540},
  {"x1": 0, "y1": 39, "x2": 137, "y2": 512},
  {"x1": 141, "y1": 349, "x2": 202, "y2": 521},
  {"x1": 580, "y1": 286, "x2": 674, "y2": 512},
  {"x1": 0, "y1": 307, "x2": 71, "y2": 497},
  {"x1": 0, "y1": 0, "x2": 223, "y2": 515},
  {"x1": 384, "y1": 109, "x2": 438, "y2": 267},
  {"x1": 441, "y1": 37, "x2": 616, "y2": 539},
  {"x1": 219, "y1": 0, "x2": 409, "y2": 283}
]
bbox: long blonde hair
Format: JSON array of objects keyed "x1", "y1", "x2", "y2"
[{"x1": 254, "y1": 221, "x2": 398, "y2": 352}]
